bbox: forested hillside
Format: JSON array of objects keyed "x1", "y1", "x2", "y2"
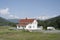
[
  {"x1": 8, "y1": 19, "x2": 19, "y2": 23},
  {"x1": 0, "y1": 17, "x2": 16, "y2": 27},
  {"x1": 37, "y1": 15, "x2": 60, "y2": 29}
]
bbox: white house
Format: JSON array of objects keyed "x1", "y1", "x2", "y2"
[{"x1": 17, "y1": 18, "x2": 43, "y2": 31}]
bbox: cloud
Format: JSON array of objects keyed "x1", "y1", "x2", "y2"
[
  {"x1": 9, "y1": 15, "x2": 20, "y2": 19},
  {"x1": 0, "y1": 8, "x2": 9, "y2": 15},
  {"x1": 0, "y1": 8, "x2": 20, "y2": 19},
  {"x1": 37, "y1": 16, "x2": 50, "y2": 20}
]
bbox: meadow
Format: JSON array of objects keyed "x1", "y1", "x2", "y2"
[{"x1": 0, "y1": 26, "x2": 60, "y2": 40}]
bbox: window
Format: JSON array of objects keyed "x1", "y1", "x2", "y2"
[
  {"x1": 29, "y1": 26, "x2": 31, "y2": 28},
  {"x1": 22, "y1": 26, "x2": 26, "y2": 28}
]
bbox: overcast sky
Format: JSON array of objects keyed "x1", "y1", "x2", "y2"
[{"x1": 0, "y1": 0, "x2": 60, "y2": 19}]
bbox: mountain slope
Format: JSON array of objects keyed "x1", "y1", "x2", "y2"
[
  {"x1": 8, "y1": 19, "x2": 19, "y2": 23},
  {"x1": 45, "y1": 15, "x2": 60, "y2": 29},
  {"x1": 0, "y1": 17, "x2": 16, "y2": 26},
  {"x1": 37, "y1": 15, "x2": 60, "y2": 29}
]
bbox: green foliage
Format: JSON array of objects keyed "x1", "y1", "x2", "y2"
[
  {"x1": 37, "y1": 15, "x2": 60, "y2": 29},
  {"x1": 0, "y1": 17, "x2": 16, "y2": 27}
]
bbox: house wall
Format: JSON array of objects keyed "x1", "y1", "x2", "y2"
[
  {"x1": 17, "y1": 25, "x2": 26, "y2": 29},
  {"x1": 17, "y1": 20, "x2": 38, "y2": 30},
  {"x1": 17, "y1": 25, "x2": 23, "y2": 29},
  {"x1": 47, "y1": 27, "x2": 55, "y2": 30},
  {"x1": 25, "y1": 20, "x2": 38, "y2": 30}
]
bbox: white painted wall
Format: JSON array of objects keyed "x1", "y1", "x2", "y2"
[
  {"x1": 25, "y1": 20, "x2": 38, "y2": 30},
  {"x1": 17, "y1": 25, "x2": 23, "y2": 29},
  {"x1": 17, "y1": 20, "x2": 43, "y2": 30},
  {"x1": 37, "y1": 26, "x2": 43, "y2": 30},
  {"x1": 17, "y1": 20, "x2": 38, "y2": 30},
  {"x1": 47, "y1": 27, "x2": 55, "y2": 30}
]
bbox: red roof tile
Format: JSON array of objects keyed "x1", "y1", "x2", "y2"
[{"x1": 17, "y1": 18, "x2": 35, "y2": 26}]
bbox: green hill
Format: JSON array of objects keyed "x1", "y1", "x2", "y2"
[
  {"x1": 37, "y1": 15, "x2": 60, "y2": 29},
  {"x1": 45, "y1": 15, "x2": 60, "y2": 29},
  {"x1": 0, "y1": 17, "x2": 16, "y2": 27},
  {"x1": 8, "y1": 19, "x2": 19, "y2": 23}
]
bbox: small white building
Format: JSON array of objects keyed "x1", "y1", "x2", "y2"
[
  {"x1": 17, "y1": 18, "x2": 43, "y2": 31},
  {"x1": 47, "y1": 27, "x2": 55, "y2": 30}
]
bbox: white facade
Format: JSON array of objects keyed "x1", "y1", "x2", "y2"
[
  {"x1": 47, "y1": 27, "x2": 55, "y2": 30},
  {"x1": 17, "y1": 20, "x2": 38, "y2": 30},
  {"x1": 17, "y1": 19, "x2": 43, "y2": 31},
  {"x1": 25, "y1": 20, "x2": 38, "y2": 30}
]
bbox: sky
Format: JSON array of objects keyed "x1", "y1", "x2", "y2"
[{"x1": 0, "y1": 0, "x2": 60, "y2": 19}]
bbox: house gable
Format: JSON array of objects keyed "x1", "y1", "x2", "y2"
[{"x1": 26, "y1": 20, "x2": 38, "y2": 29}]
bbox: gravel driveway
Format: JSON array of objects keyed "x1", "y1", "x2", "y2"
[{"x1": 43, "y1": 30, "x2": 60, "y2": 33}]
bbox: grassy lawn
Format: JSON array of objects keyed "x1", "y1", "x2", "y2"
[{"x1": 0, "y1": 26, "x2": 60, "y2": 40}]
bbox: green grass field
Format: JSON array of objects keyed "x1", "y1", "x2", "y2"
[{"x1": 0, "y1": 26, "x2": 60, "y2": 40}]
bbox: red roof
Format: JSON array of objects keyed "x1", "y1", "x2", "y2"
[{"x1": 17, "y1": 18, "x2": 35, "y2": 26}]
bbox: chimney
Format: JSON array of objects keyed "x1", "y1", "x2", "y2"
[{"x1": 26, "y1": 17, "x2": 27, "y2": 20}]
